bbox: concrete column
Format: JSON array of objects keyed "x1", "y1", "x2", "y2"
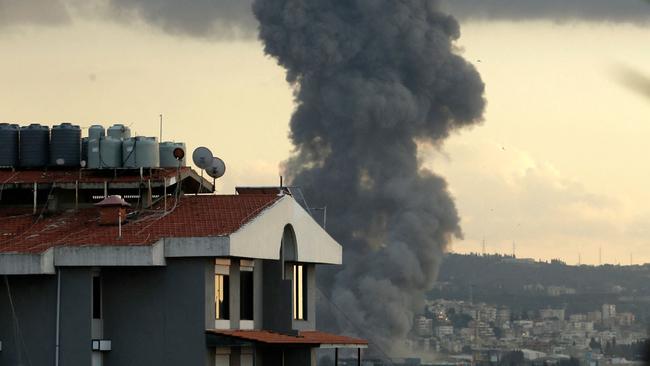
[
  {"x1": 253, "y1": 259, "x2": 264, "y2": 329},
  {"x1": 229, "y1": 259, "x2": 241, "y2": 329}
]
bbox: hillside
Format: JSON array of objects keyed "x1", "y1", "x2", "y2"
[{"x1": 431, "y1": 253, "x2": 650, "y2": 321}]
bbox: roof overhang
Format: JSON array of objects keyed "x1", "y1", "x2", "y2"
[{"x1": 206, "y1": 329, "x2": 368, "y2": 349}]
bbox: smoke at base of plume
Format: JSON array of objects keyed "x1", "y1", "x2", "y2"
[{"x1": 253, "y1": 0, "x2": 485, "y2": 353}]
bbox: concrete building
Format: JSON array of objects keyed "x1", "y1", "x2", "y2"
[
  {"x1": 0, "y1": 167, "x2": 366, "y2": 365},
  {"x1": 539, "y1": 308, "x2": 565, "y2": 321},
  {"x1": 601, "y1": 304, "x2": 616, "y2": 321}
]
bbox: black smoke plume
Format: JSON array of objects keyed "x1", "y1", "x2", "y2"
[{"x1": 253, "y1": 0, "x2": 485, "y2": 353}]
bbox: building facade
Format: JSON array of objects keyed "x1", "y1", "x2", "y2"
[{"x1": 0, "y1": 169, "x2": 366, "y2": 366}]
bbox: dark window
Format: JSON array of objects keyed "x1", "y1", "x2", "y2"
[
  {"x1": 240, "y1": 270, "x2": 254, "y2": 320},
  {"x1": 293, "y1": 264, "x2": 308, "y2": 320},
  {"x1": 216, "y1": 274, "x2": 230, "y2": 320},
  {"x1": 92, "y1": 276, "x2": 101, "y2": 319}
]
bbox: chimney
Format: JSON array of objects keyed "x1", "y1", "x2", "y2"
[{"x1": 95, "y1": 195, "x2": 131, "y2": 226}]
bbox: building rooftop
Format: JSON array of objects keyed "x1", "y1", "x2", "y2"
[
  {"x1": 0, "y1": 167, "x2": 213, "y2": 191},
  {"x1": 0, "y1": 193, "x2": 280, "y2": 254}
]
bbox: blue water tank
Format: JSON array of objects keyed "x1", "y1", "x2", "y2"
[
  {"x1": 0, "y1": 123, "x2": 19, "y2": 167},
  {"x1": 50, "y1": 123, "x2": 81, "y2": 167},
  {"x1": 159, "y1": 142, "x2": 186, "y2": 168},
  {"x1": 123, "y1": 137, "x2": 159, "y2": 168},
  {"x1": 107, "y1": 124, "x2": 131, "y2": 140},
  {"x1": 20, "y1": 124, "x2": 50, "y2": 168},
  {"x1": 87, "y1": 125, "x2": 105, "y2": 169},
  {"x1": 99, "y1": 136, "x2": 122, "y2": 168}
]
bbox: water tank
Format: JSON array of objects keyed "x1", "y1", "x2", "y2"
[
  {"x1": 0, "y1": 123, "x2": 19, "y2": 167},
  {"x1": 50, "y1": 123, "x2": 81, "y2": 167},
  {"x1": 87, "y1": 125, "x2": 105, "y2": 169},
  {"x1": 81, "y1": 137, "x2": 89, "y2": 167},
  {"x1": 99, "y1": 136, "x2": 122, "y2": 168},
  {"x1": 20, "y1": 124, "x2": 50, "y2": 168},
  {"x1": 159, "y1": 142, "x2": 186, "y2": 168},
  {"x1": 123, "y1": 137, "x2": 159, "y2": 168},
  {"x1": 107, "y1": 124, "x2": 131, "y2": 140}
]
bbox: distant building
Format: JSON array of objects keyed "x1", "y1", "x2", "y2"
[
  {"x1": 435, "y1": 325, "x2": 454, "y2": 338},
  {"x1": 540, "y1": 308, "x2": 565, "y2": 321},
  {"x1": 415, "y1": 316, "x2": 434, "y2": 337},
  {"x1": 616, "y1": 312, "x2": 635, "y2": 326},
  {"x1": 587, "y1": 311, "x2": 603, "y2": 323},
  {"x1": 602, "y1": 304, "x2": 616, "y2": 320}
]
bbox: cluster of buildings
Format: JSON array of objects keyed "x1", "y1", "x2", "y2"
[{"x1": 404, "y1": 299, "x2": 647, "y2": 365}]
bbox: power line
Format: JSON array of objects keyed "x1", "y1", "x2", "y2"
[{"x1": 316, "y1": 286, "x2": 395, "y2": 366}]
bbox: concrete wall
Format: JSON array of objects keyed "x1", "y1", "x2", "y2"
[
  {"x1": 0, "y1": 274, "x2": 57, "y2": 366},
  {"x1": 261, "y1": 259, "x2": 294, "y2": 335},
  {"x1": 102, "y1": 257, "x2": 213, "y2": 366},
  {"x1": 59, "y1": 268, "x2": 93, "y2": 365},
  {"x1": 0, "y1": 269, "x2": 94, "y2": 366}
]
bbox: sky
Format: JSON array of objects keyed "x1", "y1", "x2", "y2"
[{"x1": 1, "y1": 1, "x2": 649, "y2": 265}]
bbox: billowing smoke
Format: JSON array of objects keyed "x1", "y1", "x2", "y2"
[
  {"x1": 615, "y1": 66, "x2": 650, "y2": 101},
  {"x1": 253, "y1": 0, "x2": 485, "y2": 353}
]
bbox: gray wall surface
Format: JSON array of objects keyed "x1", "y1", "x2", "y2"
[
  {"x1": 59, "y1": 268, "x2": 93, "y2": 365},
  {"x1": 102, "y1": 257, "x2": 213, "y2": 366},
  {"x1": 261, "y1": 259, "x2": 294, "y2": 335},
  {"x1": 0, "y1": 275, "x2": 57, "y2": 366}
]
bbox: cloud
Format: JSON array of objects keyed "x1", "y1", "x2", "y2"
[
  {"x1": 441, "y1": 0, "x2": 650, "y2": 23},
  {"x1": 421, "y1": 141, "x2": 623, "y2": 250},
  {"x1": 0, "y1": 0, "x2": 71, "y2": 28},
  {"x1": 104, "y1": 0, "x2": 256, "y2": 39}
]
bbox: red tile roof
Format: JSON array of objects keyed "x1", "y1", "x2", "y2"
[
  {"x1": 207, "y1": 329, "x2": 368, "y2": 346},
  {"x1": 0, "y1": 194, "x2": 280, "y2": 254}
]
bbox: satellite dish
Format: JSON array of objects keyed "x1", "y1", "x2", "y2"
[
  {"x1": 192, "y1": 147, "x2": 213, "y2": 169},
  {"x1": 206, "y1": 157, "x2": 226, "y2": 179}
]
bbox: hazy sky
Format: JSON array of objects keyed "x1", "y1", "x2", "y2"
[{"x1": 1, "y1": 2, "x2": 649, "y2": 264}]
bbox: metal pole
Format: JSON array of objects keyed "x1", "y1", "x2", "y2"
[
  {"x1": 118, "y1": 210, "x2": 122, "y2": 238},
  {"x1": 159, "y1": 114, "x2": 163, "y2": 142},
  {"x1": 323, "y1": 206, "x2": 327, "y2": 229},
  {"x1": 75, "y1": 180, "x2": 79, "y2": 210},
  {"x1": 54, "y1": 270, "x2": 61, "y2": 366},
  {"x1": 104, "y1": 181, "x2": 108, "y2": 198},
  {"x1": 163, "y1": 178, "x2": 167, "y2": 212},
  {"x1": 33, "y1": 182, "x2": 37, "y2": 214},
  {"x1": 358, "y1": 347, "x2": 361, "y2": 366},
  {"x1": 335, "y1": 348, "x2": 339, "y2": 365}
]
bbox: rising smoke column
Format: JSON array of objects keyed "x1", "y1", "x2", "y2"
[{"x1": 253, "y1": 0, "x2": 485, "y2": 353}]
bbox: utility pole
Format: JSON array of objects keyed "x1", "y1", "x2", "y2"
[
  {"x1": 482, "y1": 238, "x2": 486, "y2": 256},
  {"x1": 599, "y1": 247, "x2": 602, "y2": 266}
]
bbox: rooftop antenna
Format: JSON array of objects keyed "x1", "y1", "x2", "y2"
[
  {"x1": 159, "y1": 114, "x2": 163, "y2": 142},
  {"x1": 482, "y1": 238, "x2": 486, "y2": 256},
  {"x1": 599, "y1": 246, "x2": 602, "y2": 266}
]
